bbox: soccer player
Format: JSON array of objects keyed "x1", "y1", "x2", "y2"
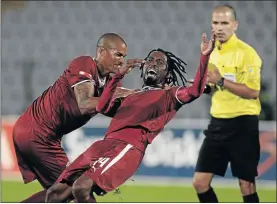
[
  {"x1": 45, "y1": 32, "x2": 215, "y2": 202},
  {"x1": 192, "y1": 5, "x2": 262, "y2": 203},
  {"x1": 12, "y1": 33, "x2": 132, "y2": 202}
]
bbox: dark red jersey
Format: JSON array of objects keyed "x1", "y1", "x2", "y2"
[
  {"x1": 96, "y1": 54, "x2": 209, "y2": 151},
  {"x1": 18, "y1": 56, "x2": 110, "y2": 140}
]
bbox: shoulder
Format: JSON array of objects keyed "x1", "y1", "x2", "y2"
[
  {"x1": 166, "y1": 86, "x2": 184, "y2": 97},
  {"x1": 238, "y1": 39, "x2": 262, "y2": 66},
  {"x1": 69, "y1": 55, "x2": 95, "y2": 65},
  {"x1": 237, "y1": 39, "x2": 261, "y2": 60},
  {"x1": 66, "y1": 55, "x2": 97, "y2": 75}
]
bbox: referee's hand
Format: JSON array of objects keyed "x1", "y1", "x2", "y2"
[{"x1": 207, "y1": 68, "x2": 222, "y2": 84}]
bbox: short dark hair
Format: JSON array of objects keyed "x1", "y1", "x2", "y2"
[
  {"x1": 141, "y1": 48, "x2": 188, "y2": 86},
  {"x1": 214, "y1": 4, "x2": 237, "y2": 20},
  {"x1": 97, "y1": 33, "x2": 127, "y2": 47}
]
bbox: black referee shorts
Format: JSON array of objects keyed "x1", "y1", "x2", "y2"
[{"x1": 195, "y1": 115, "x2": 260, "y2": 182}]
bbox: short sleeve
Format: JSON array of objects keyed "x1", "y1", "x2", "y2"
[
  {"x1": 64, "y1": 56, "x2": 96, "y2": 87},
  {"x1": 243, "y1": 49, "x2": 262, "y2": 91}
]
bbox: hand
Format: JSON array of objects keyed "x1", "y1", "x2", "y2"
[
  {"x1": 201, "y1": 32, "x2": 215, "y2": 56},
  {"x1": 207, "y1": 67, "x2": 222, "y2": 84},
  {"x1": 119, "y1": 59, "x2": 145, "y2": 75}
]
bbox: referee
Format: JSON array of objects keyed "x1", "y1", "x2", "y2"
[{"x1": 192, "y1": 4, "x2": 262, "y2": 203}]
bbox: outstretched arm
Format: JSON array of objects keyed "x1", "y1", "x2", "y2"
[
  {"x1": 175, "y1": 32, "x2": 215, "y2": 104},
  {"x1": 96, "y1": 72, "x2": 125, "y2": 115},
  {"x1": 175, "y1": 54, "x2": 209, "y2": 103}
]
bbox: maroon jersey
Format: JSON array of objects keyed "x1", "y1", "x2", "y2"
[
  {"x1": 97, "y1": 54, "x2": 209, "y2": 151},
  {"x1": 18, "y1": 56, "x2": 110, "y2": 140}
]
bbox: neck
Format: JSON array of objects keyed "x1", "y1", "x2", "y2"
[{"x1": 95, "y1": 60, "x2": 109, "y2": 78}]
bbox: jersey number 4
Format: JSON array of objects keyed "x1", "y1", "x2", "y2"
[{"x1": 91, "y1": 157, "x2": 110, "y2": 172}]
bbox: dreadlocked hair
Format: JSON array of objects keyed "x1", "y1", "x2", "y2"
[{"x1": 140, "y1": 48, "x2": 188, "y2": 86}]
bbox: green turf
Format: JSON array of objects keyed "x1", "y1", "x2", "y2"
[{"x1": 1, "y1": 181, "x2": 276, "y2": 202}]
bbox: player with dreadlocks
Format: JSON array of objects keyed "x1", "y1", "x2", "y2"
[
  {"x1": 46, "y1": 32, "x2": 215, "y2": 203},
  {"x1": 140, "y1": 48, "x2": 188, "y2": 87}
]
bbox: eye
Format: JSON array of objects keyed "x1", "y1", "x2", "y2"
[
  {"x1": 115, "y1": 52, "x2": 124, "y2": 58},
  {"x1": 157, "y1": 59, "x2": 165, "y2": 65},
  {"x1": 222, "y1": 22, "x2": 229, "y2": 25}
]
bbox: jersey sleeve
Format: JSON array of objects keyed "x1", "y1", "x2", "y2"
[
  {"x1": 96, "y1": 72, "x2": 125, "y2": 116},
  {"x1": 169, "y1": 54, "x2": 209, "y2": 106},
  {"x1": 64, "y1": 56, "x2": 96, "y2": 87},
  {"x1": 243, "y1": 49, "x2": 262, "y2": 91}
]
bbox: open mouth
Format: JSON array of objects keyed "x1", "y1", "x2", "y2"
[{"x1": 147, "y1": 69, "x2": 157, "y2": 75}]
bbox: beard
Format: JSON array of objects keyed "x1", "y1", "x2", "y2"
[{"x1": 143, "y1": 75, "x2": 158, "y2": 86}]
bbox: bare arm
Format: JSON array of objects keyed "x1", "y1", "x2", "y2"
[
  {"x1": 208, "y1": 48, "x2": 262, "y2": 99},
  {"x1": 223, "y1": 79, "x2": 259, "y2": 99},
  {"x1": 74, "y1": 82, "x2": 100, "y2": 115},
  {"x1": 207, "y1": 68, "x2": 260, "y2": 99}
]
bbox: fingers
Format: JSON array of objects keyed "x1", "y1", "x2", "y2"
[
  {"x1": 127, "y1": 59, "x2": 145, "y2": 70},
  {"x1": 210, "y1": 32, "x2": 216, "y2": 48},
  {"x1": 187, "y1": 79, "x2": 194, "y2": 84},
  {"x1": 126, "y1": 59, "x2": 145, "y2": 66},
  {"x1": 120, "y1": 58, "x2": 145, "y2": 74},
  {"x1": 211, "y1": 31, "x2": 216, "y2": 41},
  {"x1": 202, "y1": 33, "x2": 207, "y2": 43}
]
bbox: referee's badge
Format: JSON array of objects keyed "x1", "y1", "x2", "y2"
[
  {"x1": 224, "y1": 73, "x2": 236, "y2": 82},
  {"x1": 249, "y1": 68, "x2": 254, "y2": 75}
]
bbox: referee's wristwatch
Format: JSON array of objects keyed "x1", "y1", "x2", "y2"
[{"x1": 217, "y1": 77, "x2": 225, "y2": 88}]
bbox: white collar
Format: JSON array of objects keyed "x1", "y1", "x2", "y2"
[
  {"x1": 142, "y1": 86, "x2": 162, "y2": 91},
  {"x1": 98, "y1": 76, "x2": 106, "y2": 88}
]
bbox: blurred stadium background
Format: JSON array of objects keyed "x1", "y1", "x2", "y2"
[{"x1": 1, "y1": 1, "x2": 276, "y2": 202}]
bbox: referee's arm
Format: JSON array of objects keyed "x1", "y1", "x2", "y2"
[{"x1": 209, "y1": 50, "x2": 262, "y2": 99}]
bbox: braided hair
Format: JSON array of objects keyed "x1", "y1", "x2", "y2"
[{"x1": 140, "y1": 48, "x2": 188, "y2": 86}]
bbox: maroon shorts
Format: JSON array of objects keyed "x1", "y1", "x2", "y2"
[
  {"x1": 56, "y1": 139, "x2": 144, "y2": 193},
  {"x1": 12, "y1": 119, "x2": 69, "y2": 188}
]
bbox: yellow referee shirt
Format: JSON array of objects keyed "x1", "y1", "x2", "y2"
[{"x1": 209, "y1": 34, "x2": 262, "y2": 118}]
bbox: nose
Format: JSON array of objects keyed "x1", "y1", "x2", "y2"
[
  {"x1": 149, "y1": 60, "x2": 157, "y2": 67},
  {"x1": 118, "y1": 57, "x2": 124, "y2": 64},
  {"x1": 217, "y1": 24, "x2": 223, "y2": 31}
]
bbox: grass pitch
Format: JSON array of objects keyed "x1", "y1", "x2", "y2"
[{"x1": 1, "y1": 180, "x2": 276, "y2": 202}]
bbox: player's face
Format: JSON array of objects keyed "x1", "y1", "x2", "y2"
[
  {"x1": 142, "y1": 51, "x2": 168, "y2": 86},
  {"x1": 101, "y1": 40, "x2": 127, "y2": 74},
  {"x1": 211, "y1": 10, "x2": 238, "y2": 43}
]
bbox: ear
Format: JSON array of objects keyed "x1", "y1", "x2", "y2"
[
  {"x1": 165, "y1": 71, "x2": 173, "y2": 84},
  {"x1": 98, "y1": 47, "x2": 106, "y2": 56},
  {"x1": 233, "y1": 21, "x2": 238, "y2": 31},
  {"x1": 166, "y1": 70, "x2": 172, "y2": 78}
]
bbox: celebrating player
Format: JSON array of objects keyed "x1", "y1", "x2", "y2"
[
  {"x1": 12, "y1": 33, "x2": 133, "y2": 203},
  {"x1": 45, "y1": 32, "x2": 215, "y2": 203}
]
